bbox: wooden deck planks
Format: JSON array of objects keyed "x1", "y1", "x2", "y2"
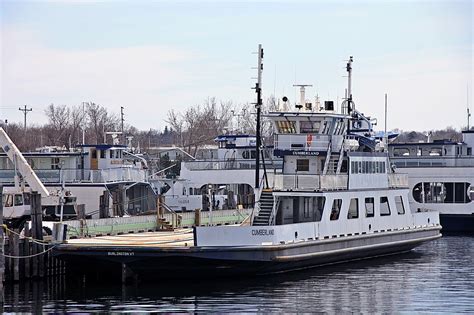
[{"x1": 64, "y1": 229, "x2": 195, "y2": 248}]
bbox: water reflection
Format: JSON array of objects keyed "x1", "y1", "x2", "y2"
[{"x1": 3, "y1": 236, "x2": 474, "y2": 313}]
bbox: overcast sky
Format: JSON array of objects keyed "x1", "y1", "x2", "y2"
[{"x1": 1, "y1": 0, "x2": 472, "y2": 132}]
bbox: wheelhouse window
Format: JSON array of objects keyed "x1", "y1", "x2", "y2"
[
  {"x1": 300, "y1": 121, "x2": 321, "y2": 133},
  {"x1": 296, "y1": 159, "x2": 309, "y2": 172},
  {"x1": 380, "y1": 197, "x2": 391, "y2": 216},
  {"x1": 347, "y1": 198, "x2": 359, "y2": 219},
  {"x1": 395, "y1": 196, "x2": 405, "y2": 214},
  {"x1": 365, "y1": 197, "x2": 374, "y2": 217},
  {"x1": 14, "y1": 194, "x2": 23, "y2": 206},
  {"x1": 276, "y1": 121, "x2": 297, "y2": 134},
  {"x1": 3, "y1": 194, "x2": 13, "y2": 207},
  {"x1": 330, "y1": 199, "x2": 342, "y2": 220}
]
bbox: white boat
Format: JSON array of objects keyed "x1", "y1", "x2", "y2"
[
  {"x1": 0, "y1": 133, "x2": 155, "y2": 220},
  {"x1": 389, "y1": 130, "x2": 474, "y2": 233},
  {"x1": 152, "y1": 134, "x2": 281, "y2": 212},
  {"x1": 54, "y1": 52, "x2": 441, "y2": 278}
]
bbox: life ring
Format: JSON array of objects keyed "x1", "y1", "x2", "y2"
[{"x1": 306, "y1": 134, "x2": 313, "y2": 147}]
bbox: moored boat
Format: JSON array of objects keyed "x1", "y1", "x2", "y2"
[{"x1": 53, "y1": 50, "x2": 441, "y2": 279}]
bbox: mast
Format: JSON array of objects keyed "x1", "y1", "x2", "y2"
[
  {"x1": 467, "y1": 85, "x2": 471, "y2": 131},
  {"x1": 254, "y1": 44, "x2": 263, "y2": 189},
  {"x1": 347, "y1": 56, "x2": 354, "y2": 114}
]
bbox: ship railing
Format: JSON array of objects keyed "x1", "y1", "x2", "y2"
[
  {"x1": 388, "y1": 173, "x2": 408, "y2": 188},
  {"x1": 273, "y1": 174, "x2": 348, "y2": 191},
  {"x1": 391, "y1": 156, "x2": 474, "y2": 168},
  {"x1": 0, "y1": 167, "x2": 147, "y2": 184},
  {"x1": 184, "y1": 160, "x2": 278, "y2": 171}
]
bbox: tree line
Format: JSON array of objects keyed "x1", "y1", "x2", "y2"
[
  {"x1": 1, "y1": 98, "x2": 467, "y2": 153},
  {"x1": 1, "y1": 97, "x2": 278, "y2": 153}
]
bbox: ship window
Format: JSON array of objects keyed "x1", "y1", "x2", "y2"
[
  {"x1": 303, "y1": 197, "x2": 311, "y2": 218},
  {"x1": 110, "y1": 150, "x2": 114, "y2": 159},
  {"x1": 23, "y1": 193, "x2": 30, "y2": 205},
  {"x1": 351, "y1": 161, "x2": 357, "y2": 174},
  {"x1": 365, "y1": 197, "x2": 374, "y2": 217},
  {"x1": 300, "y1": 121, "x2": 321, "y2": 133},
  {"x1": 100, "y1": 150, "x2": 106, "y2": 159},
  {"x1": 380, "y1": 197, "x2": 391, "y2": 216},
  {"x1": 330, "y1": 199, "x2": 342, "y2": 220},
  {"x1": 91, "y1": 150, "x2": 97, "y2": 159},
  {"x1": 381, "y1": 162, "x2": 385, "y2": 173},
  {"x1": 313, "y1": 197, "x2": 325, "y2": 222},
  {"x1": 50, "y1": 157, "x2": 60, "y2": 170},
  {"x1": 296, "y1": 159, "x2": 309, "y2": 172},
  {"x1": 14, "y1": 194, "x2": 23, "y2": 206},
  {"x1": 429, "y1": 147, "x2": 442, "y2": 156},
  {"x1": 393, "y1": 148, "x2": 410, "y2": 156},
  {"x1": 3, "y1": 194, "x2": 13, "y2": 207},
  {"x1": 242, "y1": 150, "x2": 250, "y2": 159},
  {"x1": 395, "y1": 196, "x2": 405, "y2": 214},
  {"x1": 348, "y1": 198, "x2": 359, "y2": 219},
  {"x1": 321, "y1": 121, "x2": 330, "y2": 134},
  {"x1": 250, "y1": 150, "x2": 257, "y2": 159},
  {"x1": 276, "y1": 120, "x2": 297, "y2": 134},
  {"x1": 183, "y1": 187, "x2": 186, "y2": 196},
  {"x1": 468, "y1": 148, "x2": 472, "y2": 156}
]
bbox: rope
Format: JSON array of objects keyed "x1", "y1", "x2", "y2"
[
  {"x1": 2, "y1": 245, "x2": 56, "y2": 259},
  {"x1": 2, "y1": 224, "x2": 49, "y2": 245}
]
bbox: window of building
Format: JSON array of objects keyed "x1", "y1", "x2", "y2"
[
  {"x1": 395, "y1": 196, "x2": 405, "y2": 214},
  {"x1": 276, "y1": 120, "x2": 297, "y2": 134},
  {"x1": 330, "y1": 199, "x2": 342, "y2": 220},
  {"x1": 380, "y1": 197, "x2": 391, "y2": 216},
  {"x1": 365, "y1": 197, "x2": 374, "y2": 217},
  {"x1": 348, "y1": 198, "x2": 359, "y2": 219},
  {"x1": 296, "y1": 159, "x2": 310, "y2": 172}
]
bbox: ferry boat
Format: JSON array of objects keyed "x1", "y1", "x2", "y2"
[
  {"x1": 152, "y1": 133, "x2": 281, "y2": 212},
  {"x1": 53, "y1": 51, "x2": 441, "y2": 278},
  {"x1": 389, "y1": 130, "x2": 474, "y2": 233},
  {"x1": 0, "y1": 134, "x2": 156, "y2": 220}
]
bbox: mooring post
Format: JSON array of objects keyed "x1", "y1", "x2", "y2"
[
  {"x1": 0, "y1": 185, "x2": 4, "y2": 304},
  {"x1": 194, "y1": 208, "x2": 201, "y2": 226},
  {"x1": 30, "y1": 192, "x2": 43, "y2": 278}
]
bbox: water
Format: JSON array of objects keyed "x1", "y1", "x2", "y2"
[{"x1": 3, "y1": 236, "x2": 474, "y2": 313}]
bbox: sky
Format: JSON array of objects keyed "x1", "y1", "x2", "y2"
[{"x1": 0, "y1": 0, "x2": 472, "y2": 133}]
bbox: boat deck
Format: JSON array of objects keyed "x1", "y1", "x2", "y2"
[{"x1": 65, "y1": 229, "x2": 195, "y2": 248}]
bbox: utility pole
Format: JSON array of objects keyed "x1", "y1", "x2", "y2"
[{"x1": 19, "y1": 105, "x2": 32, "y2": 134}]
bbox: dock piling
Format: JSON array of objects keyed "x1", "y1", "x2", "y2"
[{"x1": 0, "y1": 185, "x2": 4, "y2": 304}]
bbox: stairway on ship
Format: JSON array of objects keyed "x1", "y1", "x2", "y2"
[{"x1": 253, "y1": 189, "x2": 274, "y2": 226}]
